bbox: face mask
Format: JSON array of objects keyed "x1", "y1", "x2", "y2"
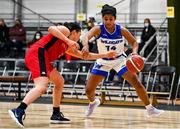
[
  {"x1": 15, "y1": 21, "x2": 21, "y2": 26},
  {"x1": 35, "y1": 34, "x2": 40, "y2": 39},
  {"x1": 144, "y1": 23, "x2": 149, "y2": 27}
]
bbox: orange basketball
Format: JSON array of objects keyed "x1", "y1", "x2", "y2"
[{"x1": 126, "y1": 55, "x2": 144, "y2": 73}]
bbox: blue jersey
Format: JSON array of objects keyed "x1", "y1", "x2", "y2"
[
  {"x1": 96, "y1": 23, "x2": 124, "y2": 55},
  {"x1": 91, "y1": 23, "x2": 128, "y2": 77}
]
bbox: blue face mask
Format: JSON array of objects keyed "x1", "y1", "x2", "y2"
[{"x1": 144, "y1": 23, "x2": 149, "y2": 27}]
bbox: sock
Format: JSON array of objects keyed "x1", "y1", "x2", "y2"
[
  {"x1": 90, "y1": 99, "x2": 96, "y2": 104},
  {"x1": 17, "y1": 102, "x2": 28, "y2": 110},
  {"x1": 53, "y1": 107, "x2": 60, "y2": 114},
  {"x1": 145, "y1": 104, "x2": 153, "y2": 110}
]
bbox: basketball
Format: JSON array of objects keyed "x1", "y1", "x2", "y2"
[{"x1": 126, "y1": 55, "x2": 144, "y2": 73}]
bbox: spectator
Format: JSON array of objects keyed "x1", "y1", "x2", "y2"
[
  {"x1": 87, "y1": 17, "x2": 98, "y2": 53},
  {"x1": 87, "y1": 17, "x2": 96, "y2": 31},
  {"x1": 28, "y1": 30, "x2": 43, "y2": 47},
  {"x1": 0, "y1": 19, "x2": 9, "y2": 56},
  {"x1": 138, "y1": 18, "x2": 157, "y2": 57},
  {"x1": 8, "y1": 19, "x2": 26, "y2": 57}
]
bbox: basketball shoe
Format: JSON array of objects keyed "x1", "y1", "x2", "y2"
[
  {"x1": 8, "y1": 108, "x2": 26, "y2": 128},
  {"x1": 146, "y1": 106, "x2": 164, "y2": 117},
  {"x1": 85, "y1": 98, "x2": 101, "y2": 117},
  {"x1": 50, "y1": 112, "x2": 71, "y2": 124}
]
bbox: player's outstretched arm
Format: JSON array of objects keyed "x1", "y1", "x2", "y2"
[
  {"x1": 66, "y1": 48, "x2": 117, "y2": 60},
  {"x1": 48, "y1": 26, "x2": 79, "y2": 49}
]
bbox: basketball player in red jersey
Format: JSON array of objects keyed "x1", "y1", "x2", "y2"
[{"x1": 8, "y1": 22, "x2": 117, "y2": 127}]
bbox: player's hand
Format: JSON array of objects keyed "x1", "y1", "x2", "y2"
[
  {"x1": 130, "y1": 52, "x2": 138, "y2": 56},
  {"x1": 106, "y1": 51, "x2": 118, "y2": 58},
  {"x1": 128, "y1": 52, "x2": 138, "y2": 58},
  {"x1": 68, "y1": 40, "x2": 80, "y2": 50},
  {"x1": 82, "y1": 45, "x2": 89, "y2": 59}
]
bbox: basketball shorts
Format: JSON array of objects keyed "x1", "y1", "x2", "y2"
[
  {"x1": 25, "y1": 47, "x2": 53, "y2": 80},
  {"x1": 91, "y1": 52, "x2": 128, "y2": 77}
]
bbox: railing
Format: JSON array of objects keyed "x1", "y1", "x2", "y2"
[
  {"x1": 96, "y1": 12, "x2": 167, "y2": 27},
  {"x1": 1, "y1": 12, "x2": 167, "y2": 27}
]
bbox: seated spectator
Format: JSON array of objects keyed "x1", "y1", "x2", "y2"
[
  {"x1": 87, "y1": 17, "x2": 96, "y2": 31},
  {"x1": 0, "y1": 19, "x2": 9, "y2": 56},
  {"x1": 28, "y1": 30, "x2": 43, "y2": 47},
  {"x1": 81, "y1": 17, "x2": 98, "y2": 53},
  {"x1": 7, "y1": 19, "x2": 26, "y2": 57},
  {"x1": 138, "y1": 18, "x2": 157, "y2": 57}
]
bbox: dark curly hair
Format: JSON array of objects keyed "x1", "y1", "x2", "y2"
[
  {"x1": 101, "y1": 4, "x2": 116, "y2": 18},
  {"x1": 63, "y1": 22, "x2": 81, "y2": 32}
]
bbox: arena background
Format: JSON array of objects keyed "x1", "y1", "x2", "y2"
[{"x1": 0, "y1": 0, "x2": 180, "y2": 129}]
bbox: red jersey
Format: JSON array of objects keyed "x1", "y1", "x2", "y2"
[
  {"x1": 25, "y1": 33, "x2": 68, "y2": 79},
  {"x1": 31, "y1": 33, "x2": 68, "y2": 61}
]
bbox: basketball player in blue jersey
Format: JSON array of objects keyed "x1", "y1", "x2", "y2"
[{"x1": 82, "y1": 4, "x2": 164, "y2": 117}]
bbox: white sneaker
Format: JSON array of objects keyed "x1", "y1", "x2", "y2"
[
  {"x1": 146, "y1": 107, "x2": 164, "y2": 117},
  {"x1": 85, "y1": 98, "x2": 101, "y2": 117}
]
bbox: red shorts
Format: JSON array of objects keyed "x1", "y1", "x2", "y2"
[{"x1": 25, "y1": 47, "x2": 53, "y2": 80}]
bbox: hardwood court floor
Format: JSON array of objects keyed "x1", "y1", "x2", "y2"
[{"x1": 0, "y1": 102, "x2": 179, "y2": 129}]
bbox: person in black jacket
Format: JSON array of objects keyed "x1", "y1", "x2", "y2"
[
  {"x1": 138, "y1": 18, "x2": 157, "y2": 57},
  {"x1": 0, "y1": 19, "x2": 9, "y2": 56}
]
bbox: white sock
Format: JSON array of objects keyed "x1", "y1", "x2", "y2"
[
  {"x1": 145, "y1": 104, "x2": 153, "y2": 110},
  {"x1": 90, "y1": 99, "x2": 96, "y2": 104}
]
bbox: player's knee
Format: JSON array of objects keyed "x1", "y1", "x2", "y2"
[
  {"x1": 85, "y1": 87, "x2": 93, "y2": 95},
  {"x1": 61, "y1": 77, "x2": 65, "y2": 84},
  {"x1": 54, "y1": 77, "x2": 64, "y2": 88},
  {"x1": 53, "y1": 76, "x2": 64, "y2": 85},
  {"x1": 133, "y1": 82, "x2": 143, "y2": 90},
  {"x1": 36, "y1": 86, "x2": 48, "y2": 94},
  {"x1": 128, "y1": 74, "x2": 142, "y2": 89}
]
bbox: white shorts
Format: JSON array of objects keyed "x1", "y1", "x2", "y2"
[{"x1": 91, "y1": 52, "x2": 128, "y2": 77}]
